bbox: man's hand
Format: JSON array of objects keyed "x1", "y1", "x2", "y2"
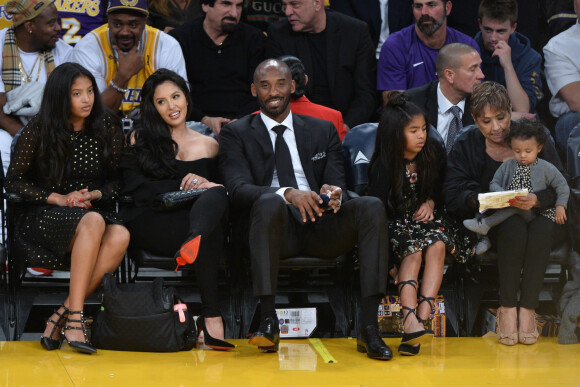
[
  {"x1": 492, "y1": 40, "x2": 513, "y2": 69},
  {"x1": 284, "y1": 188, "x2": 323, "y2": 223},
  {"x1": 320, "y1": 184, "x2": 342, "y2": 213},
  {"x1": 202, "y1": 116, "x2": 232, "y2": 136},
  {"x1": 114, "y1": 45, "x2": 144, "y2": 81},
  {"x1": 511, "y1": 111, "x2": 536, "y2": 121}
]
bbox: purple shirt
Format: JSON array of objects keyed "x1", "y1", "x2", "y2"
[{"x1": 377, "y1": 24, "x2": 480, "y2": 91}]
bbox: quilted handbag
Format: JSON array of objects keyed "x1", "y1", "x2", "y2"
[
  {"x1": 91, "y1": 274, "x2": 197, "y2": 352},
  {"x1": 151, "y1": 189, "x2": 206, "y2": 211}
]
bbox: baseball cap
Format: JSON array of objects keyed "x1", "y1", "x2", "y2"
[{"x1": 107, "y1": 0, "x2": 148, "y2": 17}]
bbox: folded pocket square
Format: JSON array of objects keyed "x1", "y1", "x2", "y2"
[{"x1": 311, "y1": 152, "x2": 326, "y2": 161}]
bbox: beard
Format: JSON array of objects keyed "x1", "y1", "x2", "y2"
[
  {"x1": 260, "y1": 96, "x2": 291, "y2": 119},
  {"x1": 220, "y1": 17, "x2": 238, "y2": 34},
  {"x1": 416, "y1": 14, "x2": 445, "y2": 36}
]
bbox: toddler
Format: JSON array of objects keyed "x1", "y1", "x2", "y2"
[{"x1": 463, "y1": 120, "x2": 569, "y2": 253}]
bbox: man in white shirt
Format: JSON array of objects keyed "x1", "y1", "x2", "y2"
[
  {"x1": 544, "y1": 0, "x2": 580, "y2": 153},
  {"x1": 0, "y1": 0, "x2": 72, "y2": 174},
  {"x1": 71, "y1": 0, "x2": 187, "y2": 127},
  {"x1": 406, "y1": 43, "x2": 484, "y2": 152}
]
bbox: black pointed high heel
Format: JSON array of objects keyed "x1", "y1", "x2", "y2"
[
  {"x1": 62, "y1": 310, "x2": 97, "y2": 354},
  {"x1": 40, "y1": 305, "x2": 69, "y2": 350},
  {"x1": 197, "y1": 315, "x2": 236, "y2": 351}
]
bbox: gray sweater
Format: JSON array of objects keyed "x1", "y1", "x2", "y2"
[{"x1": 490, "y1": 158, "x2": 570, "y2": 208}]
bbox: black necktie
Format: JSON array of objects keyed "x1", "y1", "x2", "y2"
[
  {"x1": 446, "y1": 105, "x2": 462, "y2": 153},
  {"x1": 272, "y1": 125, "x2": 298, "y2": 189}
]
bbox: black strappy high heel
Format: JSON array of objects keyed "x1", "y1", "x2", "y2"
[
  {"x1": 40, "y1": 305, "x2": 69, "y2": 350},
  {"x1": 416, "y1": 294, "x2": 436, "y2": 326},
  {"x1": 197, "y1": 315, "x2": 236, "y2": 351},
  {"x1": 62, "y1": 310, "x2": 97, "y2": 354},
  {"x1": 397, "y1": 280, "x2": 434, "y2": 346}
]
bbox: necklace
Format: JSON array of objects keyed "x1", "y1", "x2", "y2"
[
  {"x1": 71, "y1": 130, "x2": 82, "y2": 141},
  {"x1": 18, "y1": 52, "x2": 43, "y2": 83}
]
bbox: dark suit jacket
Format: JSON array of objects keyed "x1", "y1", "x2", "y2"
[
  {"x1": 267, "y1": 10, "x2": 377, "y2": 128},
  {"x1": 405, "y1": 80, "x2": 474, "y2": 130},
  {"x1": 329, "y1": 0, "x2": 413, "y2": 47},
  {"x1": 218, "y1": 113, "x2": 345, "y2": 211}
]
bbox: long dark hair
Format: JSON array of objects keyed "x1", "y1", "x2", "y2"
[
  {"x1": 128, "y1": 69, "x2": 193, "y2": 179},
  {"x1": 35, "y1": 62, "x2": 112, "y2": 186},
  {"x1": 369, "y1": 92, "x2": 439, "y2": 211}
]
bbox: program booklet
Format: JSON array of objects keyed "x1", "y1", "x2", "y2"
[{"x1": 478, "y1": 189, "x2": 529, "y2": 213}]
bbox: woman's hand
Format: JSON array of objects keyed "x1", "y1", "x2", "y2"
[
  {"x1": 413, "y1": 199, "x2": 435, "y2": 223},
  {"x1": 180, "y1": 173, "x2": 209, "y2": 190},
  {"x1": 555, "y1": 205, "x2": 567, "y2": 225},
  {"x1": 49, "y1": 189, "x2": 93, "y2": 208},
  {"x1": 509, "y1": 193, "x2": 539, "y2": 210}
]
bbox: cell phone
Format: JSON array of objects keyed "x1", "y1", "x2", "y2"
[{"x1": 320, "y1": 193, "x2": 330, "y2": 210}]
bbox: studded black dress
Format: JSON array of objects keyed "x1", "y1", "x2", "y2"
[{"x1": 5, "y1": 117, "x2": 124, "y2": 269}]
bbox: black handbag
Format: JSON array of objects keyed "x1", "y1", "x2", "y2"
[
  {"x1": 151, "y1": 189, "x2": 206, "y2": 211},
  {"x1": 91, "y1": 274, "x2": 197, "y2": 352}
]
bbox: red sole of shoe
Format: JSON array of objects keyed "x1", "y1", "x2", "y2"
[{"x1": 248, "y1": 336, "x2": 275, "y2": 348}]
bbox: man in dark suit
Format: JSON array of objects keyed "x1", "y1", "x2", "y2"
[
  {"x1": 219, "y1": 59, "x2": 392, "y2": 360},
  {"x1": 267, "y1": 0, "x2": 377, "y2": 132},
  {"x1": 406, "y1": 43, "x2": 483, "y2": 152},
  {"x1": 329, "y1": 0, "x2": 413, "y2": 56}
]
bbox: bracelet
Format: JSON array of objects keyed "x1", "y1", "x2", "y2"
[
  {"x1": 93, "y1": 189, "x2": 103, "y2": 201},
  {"x1": 110, "y1": 79, "x2": 128, "y2": 94}
]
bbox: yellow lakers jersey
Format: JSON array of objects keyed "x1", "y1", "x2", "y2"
[{"x1": 91, "y1": 24, "x2": 160, "y2": 112}]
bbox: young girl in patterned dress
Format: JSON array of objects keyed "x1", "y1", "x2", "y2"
[{"x1": 367, "y1": 92, "x2": 455, "y2": 356}]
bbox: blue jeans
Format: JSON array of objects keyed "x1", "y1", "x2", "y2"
[{"x1": 555, "y1": 111, "x2": 580, "y2": 152}]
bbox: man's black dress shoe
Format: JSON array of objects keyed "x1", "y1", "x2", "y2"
[
  {"x1": 248, "y1": 316, "x2": 280, "y2": 352},
  {"x1": 356, "y1": 325, "x2": 393, "y2": 360}
]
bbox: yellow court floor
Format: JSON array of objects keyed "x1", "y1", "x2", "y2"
[{"x1": 1, "y1": 335, "x2": 579, "y2": 386}]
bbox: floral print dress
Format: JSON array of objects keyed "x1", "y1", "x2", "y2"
[{"x1": 389, "y1": 169, "x2": 459, "y2": 262}]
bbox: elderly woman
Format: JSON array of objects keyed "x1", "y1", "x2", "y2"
[{"x1": 443, "y1": 81, "x2": 567, "y2": 346}]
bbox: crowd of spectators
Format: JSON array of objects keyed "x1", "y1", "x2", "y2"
[{"x1": 1, "y1": 0, "x2": 579, "y2": 357}]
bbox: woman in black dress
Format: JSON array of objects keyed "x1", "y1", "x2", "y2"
[
  {"x1": 5, "y1": 63, "x2": 129, "y2": 354},
  {"x1": 367, "y1": 92, "x2": 452, "y2": 356},
  {"x1": 120, "y1": 69, "x2": 233, "y2": 350}
]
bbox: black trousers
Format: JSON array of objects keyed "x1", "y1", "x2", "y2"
[
  {"x1": 248, "y1": 193, "x2": 388, "y2": 298},
  {"x1": 128, "y1": 186, "x2": 229, "y2": 316},
  {"x1": 494, "y1": 214, "x2": 563, "y2": 309}
]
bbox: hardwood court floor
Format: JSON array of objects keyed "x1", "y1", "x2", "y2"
[{"x1": 1, "y1": 335, "x2": 579, "y2": 386}]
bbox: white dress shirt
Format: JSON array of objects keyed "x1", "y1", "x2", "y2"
[
  {"x1": 436, "y1": 82, "x2": 466, "y2": 143},
  {"x1": 260, "y1": 112, "x2": 311, "y2": 200},
  {"x1": 376, "y1": 0, "x2": 390, "y2": 59}
]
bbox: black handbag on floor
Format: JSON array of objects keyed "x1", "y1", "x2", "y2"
[{"x1": 91, "y1": 274, "x2": 197, "y2": 352}]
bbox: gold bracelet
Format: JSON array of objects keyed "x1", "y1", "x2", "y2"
[{"x1": 94, "y1": 189, "x2": 102, "y2": 201}]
